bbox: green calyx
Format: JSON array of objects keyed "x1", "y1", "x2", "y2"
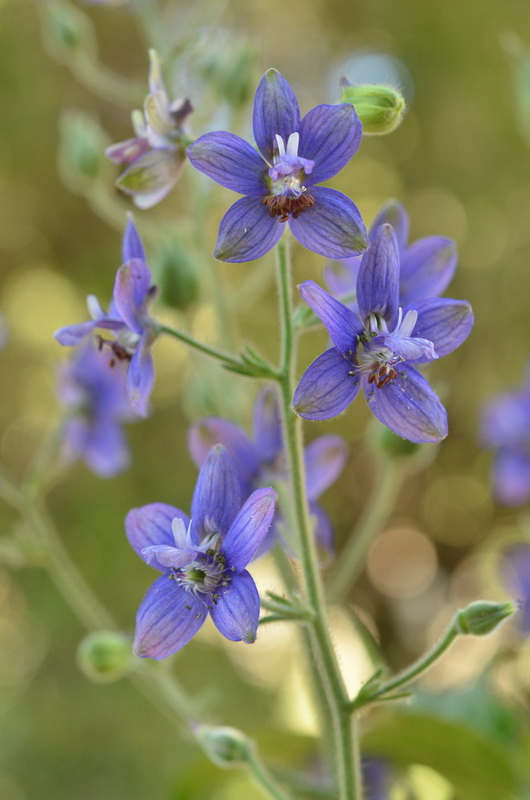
[{"x1": 340, "y1": 82, "x2": 406, "y2": 135}]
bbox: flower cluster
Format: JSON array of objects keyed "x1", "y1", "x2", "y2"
[
  {"x1": 55, "y1": 219, "x2": 158, "y2": 416},
  {"x1": 126, "y1": 445, "x2": 276, "y2": 658},
  {"x1": 187, "y1": 68, "x2": 368, "y2": 262},
  {"x1": 293, "y1": 223, "x2": 473, "y2": 443},
  {"x1": 57, "y1": 338, "x2": 136, "y2": 477},
  {"x1": 481, "y1": 366, "x2": 530, "y2": 505},
  {"x1": 188, "y1": 387, "x2": 348, "y2": 558},
  {"x1": 107, "y1": 50, "x2": 193, "y2": 209}
]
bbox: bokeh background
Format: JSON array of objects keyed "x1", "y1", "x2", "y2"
[{"x1": 2, "y1": 0, "x2": 530, "y2": 798}]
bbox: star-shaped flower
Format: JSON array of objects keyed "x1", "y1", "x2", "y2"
[
  {"x1": 54, "y1": 219, "x2": 158, "y2": 416},
  {"x1": 126, "y1": 445, "x2": 277, "y2": 659},
  {"x1": 293, "y1": 224, "x2": 473, "y2": 443},
  {"x1": 187, "y1": 68, "x2": 367, "y2": 262}
]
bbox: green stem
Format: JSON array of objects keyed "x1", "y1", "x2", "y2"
[
  {"x1": 328, "y1": 457, "x2": 402, "y2": 604},
  {"x1": 351, "y1": 623, "x2": 459, "y2": 711},
  {"x1": 159, "y1": 322, "x2": 243, "y2": 369},
  {"x1": 246, "y1": 745, "x2": 296, "y2": 800},
  {"x1": 274, "y1": 238, "x2": 361, "y2": 800}
]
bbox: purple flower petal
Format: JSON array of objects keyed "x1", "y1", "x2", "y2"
[
  {"x1": 299, "y1": 103, "x2": 362, "y2": 185},
  {"x1": 288, "y1": 186, "x2": 368, "y2": 259},
  {"x1": 493, "y1": 449, "x2": 530, "y2": 506},
  {"x1": 374, "y1": 332, "x2": 437, "y2": 362},
  {"x1": 122, "y1": 218, "x2": 146, "y2": 263},
  {"x1": 55, "y1": 320, "x2": 99, "y2": 346},
  {"x1": 133, "y1": 575, "x2": 206, "y2": 659},
  {"x1": 127, "y1": 340, "x2": 154, "y2": 417},
  {"x1": 310, "y1": 502, "x2": 335, "y2": 559},
  {"x1": 105, "y1": 136, "x2": 150, "y2": 165},
  {"x1": 253, "y1": 69, "x2": 301, "y2": 162},
  {"x1": 364, "y1": 366, "x2": 448, "y2": 443},
  {"x1": 409, "y1": 298, "x2": 473, "y2": 360},
  {"x1": 213, "y1": 196, "x2": 283, "y2": 262},
  {"x1": 187, "y1": 132, "x2": 267, "y2": 195},
  {"x1": 304, "y1": 435, "x2": 349, "y2": 500},
  {"x1": 83, "y1": 417, "x2": 130, "y2": 478},
  {"x1": 126, "y1": 503, "x2": 190, "y2": 564},
  {"x1": 191, "y1": 445, "x2": 241, "y2": 540},
  {"x1": 500, "y1": 544, "x2": 530, "y2": 631},
  {"x1": 400, "y1": 237, "x2": 457, "y2": 306},
  {"x1": 293, "y1": 347, "x2": 360, "y2": 421},
  {"x1": 253, "y1": 386, "x2": 283, "y2": 465},
  {"x1": 299, "y1": 280, "x2": 363, "y2": 354},
  {"x1": 188, "y1": 418, "x2": 259, "y2": 489},
  {"x1": 481, "y1": 392, "x2": 530, "y2": 449},
  {"x1": 222, "y1": 488, "x2": 277, "y2": 571},
  {"x1": 116, "y1": 149, "x2": 185, "y2": 206},
  {"x1": 113, "y1": 259, "x2": 152, "y2": 333},
  {"x1": 357, "y1": 224, "x2": 400, "y2": 326},
  {"x1": 141, "y1": 544, "x2": 198, "y2": 570},
  {"x1": 371, "y1": 200, "x2": 409, "y2": 253},
  {"x1": 209, "y1": 570, "x2": 260, "y2": 643},
  {"x1": 324, "y1": 256, "x2": 360, "y2": 299}
]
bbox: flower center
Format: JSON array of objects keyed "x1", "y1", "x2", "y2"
[
  {"x1": 263, "y1": 133, "x2": 315, "y2": 223},
  {"x1": 348, "y1": 314, "x2": 406, "y2": 389},
  {"x1": 96, "y1": 330, "x2": 141, "y2": 367},
  {"x1": 171, "y1": 549, "x2": 232, "y2": 600}
]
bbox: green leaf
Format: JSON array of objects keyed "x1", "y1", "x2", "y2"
[{"x1": 363, "y1": 711, "x2": 517, "y2": 800}]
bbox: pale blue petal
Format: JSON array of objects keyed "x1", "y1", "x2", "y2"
[
  {"x1": 299, "y1": 280, "x2": 363, "y2": 354},
  {"x1": 400, "y1": 237, "x2": 457, "y2": 305},
  {"x1": 409, "y1": 298, "x2": 473, "y2": 360},
  {"x1": 126, "y1": 503, "x2": 191, "y2": 566},
  {"x1": 253, "y1": 386, "x2": 283, "y2": 465},
  {"x1": 133, "y1": 575, "x2": 206, "y2": 659},
  {"x1": 223, "y1": 488, "x2": 277, "y2": 570},
  {"x1": 214, "y1": 196, "x2": 283, "y2": 263},
  {"x1": 210, "y1": 570, "x2": 260, "y2": 643},
  {"x1": 370, "y1": 200, "x2": 409, "y2": 252},
  {"x1": 293, "y1": 348, "x2": 360, "y2": 421},
  {"x1": 127, "y1": 339, "x2": 154, "y2": 417},
  {"x1": 188, "y1": 418, "x2": 258, "y2": 490},
  {"x1": 357, "y1": 224, "x2": 400, "y2": 327},
  {"x1": 191, "y1": 445, "x2": 241, "y2": 540},
  {"x1": 122, "y1": 218, "x2": 147, "y2": 263},
  {"x1": 364, "y1": 366, "x2": 447, "y2": 443},
  {"x1": 288, "y1": 187, "x2": 368, "y2": 259},
  {"x1": 299, "y1": 103, "x2": 362, "y2": 185},
  {"x1": 253, "y1": 69, "x2": 300, "y2": 162},
  {"x1": 187, "y1": 132, "x2": 266, "y2": 195},
  {"x1": 304, "y1": 435, "x2": 349, "y2": 500},
  {"x1": 493, "y1": 449, "x2": 530, "y2": 507},
  {"x1": 113, "y1": 258, "x2": 152, "y2": 333}
]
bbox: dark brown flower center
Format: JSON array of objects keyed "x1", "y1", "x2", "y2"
[{"x1": 262, "y1": 193, "x2": 315, "y2": 223}]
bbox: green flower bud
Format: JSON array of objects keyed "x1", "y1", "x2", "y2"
[
  {"x1": 339, "y1": 80, "x2": 405, "y2": 135},
  {"x1": 197, "y1": 725, "x2": 252, "y2": 768},
  {"x1": 454, "y1": 601, "x2": 516, "y2": 637},
  {"x1": 77, "y1": 631, "x2": 132, "y2": 683},
  {"x1": 59, "y1": 110, "x2": 109, "y2": 184},
  {"x1": 152, "y1": 232, "x2": 200, "y2": 311},
  {"x1": 372, "y1": 424, "x2": 423, "y2": 459}
]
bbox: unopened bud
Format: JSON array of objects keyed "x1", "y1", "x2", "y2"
[
  {"x1": 77, "y1": 631, "x2": 132, "y2": 683},
  {"x1": 372, "y1": 424, "x2": 422, "y2": 459},
  {"x1": 339, "y1": 80, "x2": 405, "y2": 135},
  {"x1": 197, "y1": 725, "x2": 252, "y2": 768},
  {"x1": 152, "y1": 233, "x2": 200, "y2": 311},
  {"x1": 454, "y1": 601, "x2": 515, "y2": 637}
]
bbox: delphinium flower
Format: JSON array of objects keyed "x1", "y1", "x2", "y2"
[
  {"x1": 187, "y1": 68, "x2": 368, "y2": 262},
  {"x1": 324, "y1": 198, "x2": 458, "y2": 309},
  {"x1": 57, "y1": 338, "x2": 136, "y2": 477},
  {"x1": 188, "y1": 386, "x2": 348, "y2": 557},
  {"x1": 54, "y1": 218, "x2": 158, "y2": 416},
  {"x1": 106, "y1": 50, "x2": 193, "y2": 209},
  {"x1": 293, "y1": 224, "x2": 474, "y2": 443},
  {"x1": 126, "y1": 445, "x2": 277, "y2": 658},
  {"x1": 481, "y1": 368, "x2": 530, "y2": 505}
]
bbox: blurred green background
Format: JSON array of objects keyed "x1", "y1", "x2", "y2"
[{"x1": 2, "y1": 0, "x2": 530, "y2": 798}]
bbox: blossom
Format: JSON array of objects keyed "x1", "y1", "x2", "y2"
[
  {"x1": 188, "y1": 387, "x2": 348, "y2": 557},
  {"x1": 187, "y1": 68, "x2": 367, "y2": 262},
  {"x1": 126, "y1": 445, "x2": 277, "y2": 659},
  {"x1": 54, "y1": 219, "x2": 158, "y2": 416},
  {"x1": 481, "y1": 368, "x2": 530, "y2": 505},
  {"x1": 106, "y1": 50, "x2": 193, "y2": 209},
  {"x1": 57, "y1": 338, "x2": 136, "y2": 477},
  {"x1": 325, "y1": 199, "x2": 458, "y2": 308},
  {"x1": 293, "y1": 224, "x2": 473, "y2": 443}
]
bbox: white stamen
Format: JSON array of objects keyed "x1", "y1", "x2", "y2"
[
  {"x1": 87, "y1": 294, "x2": 105, "y2": 320},
  {"x1": 396, "y1": 309, "x2": 418, "y2": 339},
  {"x1": 275, "y1": 134, "x2": 286, "y2": 156},
  {"x1": 172, "y1": 517, "x2": 189, "y2": 548},
  {"x1": 286, "y1": 132, "x2": 300, "y2": 156}
]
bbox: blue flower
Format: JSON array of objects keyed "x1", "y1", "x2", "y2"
[
  {"x1": 188, "y1": 387, "x2": 348, "y2": 558},
  {"x1": 54, "y1": 219, "x2": 158, "y2": 416},
  {"x1": 187, "y1": 68, "x2": 367, "y2": 262},
  {"x1": 106, "y1": 50, "x2": 193, "y2": 209},
  {"x1": 57, "y1": 338, "x2": 136, "y2": 477},
  {"x1": 293, "y1": 224, "x2": 474, "y2": 443},
  {"x1": 126, "y1": 445, "x2": 277, "y2": 659},
  {"x1": 481, "y1": 368, "x2": 530, "y2": 505},
  {"x1": 325, "y1": 199, "x2": 458, "y2": 308}
]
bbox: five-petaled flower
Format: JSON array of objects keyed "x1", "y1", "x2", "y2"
[
  {"x1": 293, "y1": 224, "x2": 474, "y2": 443},
  {"x1": 187, "y1": 68, "x2": 368, "y2": 262},
  {"x1": 54, "y1": 219, "x2": 158, "y2": 416},
  {"x1": 188, "y1": 386, "x2": 348, "y2": 559},
  {"x1": 325, "y1": 198, "x2": 458, "y2": 309},
  {"x1": 481, "y1": 366, "x2": 530, "y2": 505},
  {"x1": 57, "y1": 338, "x2": 136, "y2": 477},
  {"x1": 106, "y1": 50, "x2": 193, "y2": 209},
  {"x1": 126, "y1": 445, "x2": 277, "y2": 659}
]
